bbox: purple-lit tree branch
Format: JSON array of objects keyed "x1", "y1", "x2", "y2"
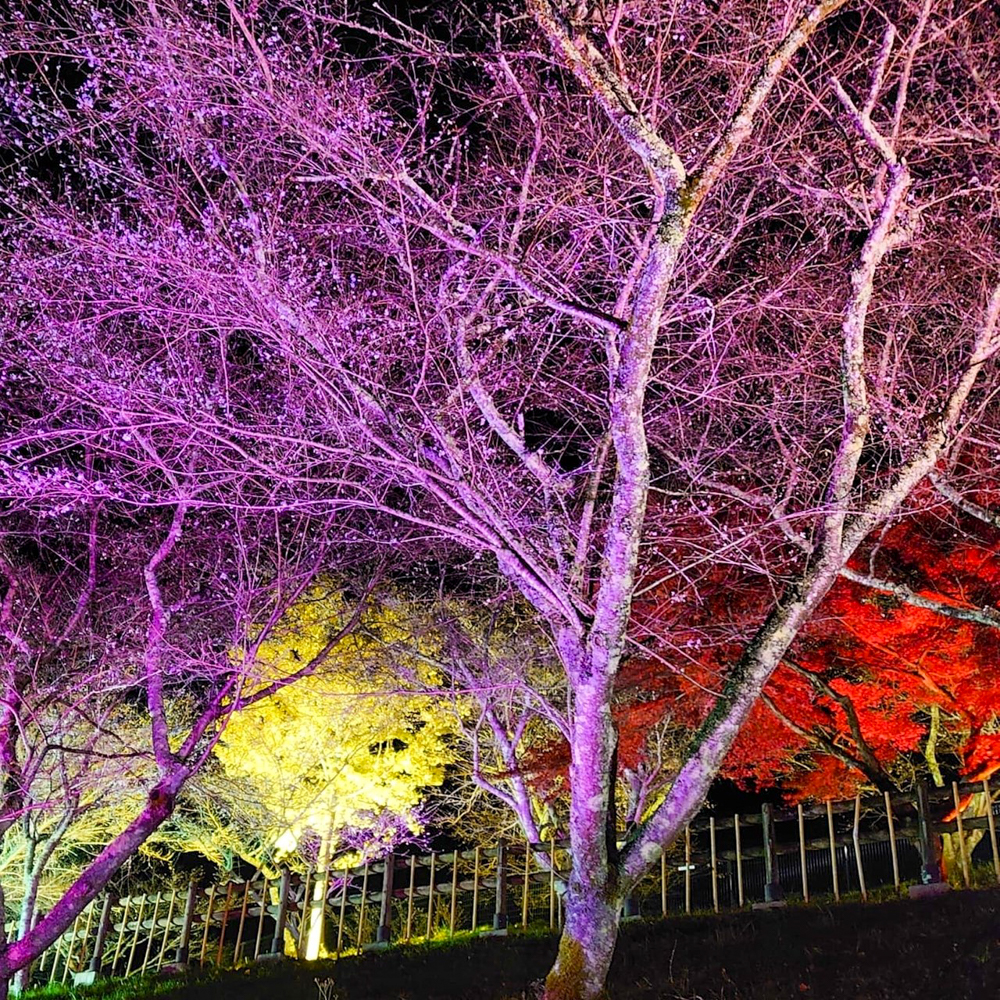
[{"x1": 0, "y1": 499, "x2": 375, "y2": 992}]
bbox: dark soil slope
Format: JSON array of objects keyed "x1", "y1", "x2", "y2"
[{"x1": 113, "y1": 888, "x2": 1000, "y2": 1000}]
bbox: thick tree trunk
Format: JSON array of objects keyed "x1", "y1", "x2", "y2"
[
  {"x1": 543, "y1": 891, "x2": 621, "y2": 1000},
  {"x1": 0, "y1": 773, "x2": 186, "y2": 990},
  {"x1": 541, "y1": 640, "x2": 622, "y2": 1000},
  {"x1": 304, "y1": 827, "x2": 333, "y2": 960}
]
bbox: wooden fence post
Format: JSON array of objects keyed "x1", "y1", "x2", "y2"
[
  {"x1": 253, "y1": 878, "x2": 269, "y2": 961},
  {"x1": 826, "y1": 800, "x2": 840, "y2": 901},
  {"x1": 269, "y1": 869, "x2": 291, "y2": 956},
  {"x1": 140, "y1": 892, "x2": 163, "y2": 975},
  {"x1": 762, "y1": 803, "x2": 782, "y2": 902},
  {"x1": 199, "y1": 887, "x2": 216, "y2": 967},
  {"x1": 684, "y1": 825, "x2": 691, "y2": 915},
  {"x1": 405, "y1": 857, "x2": 416, "y2": 942},
  {"x1": 89, "y1": 894, "x2": 116, "y2": 974},
  {"x1": 916, "y1": 781, "x2": 942, "y2": 883},
  {"x1": 660, "y1": 852, "x2": 668, "y2": 917},
  {"x1": 709, "y1": 817, "x2": 719, "y2": 913},
  {"x1": 356, "y1": 861, "x2": 370, "y2": 952},
  {"x1": 377, "y1": 854, "x2": 395, "y2": 944},
  {"x1": 336, "y1": 866, "x2": 349, "y2": 958},
  {"x1": 233, "y1": 881, "x2": 251, "y2": 964},
  {"x1": 852, "y1": 795, "x2": 868, "y2": 902},
  {"x1": 110, "y1": 896, "x2": 132, "y2": 975},
  {"x1": 425, "y1": 853, "x2": 436, "y2": 939},
  {"x1": 449, "y1": 851, "x2": 459, "y2": 936},
  {"x1": 952, "y1": 781, "x2": 971, "y2": 887},
  {"x1": 48, "y1": 932, "x2": 63, "y2": 985},
  {"x1": 797, "y1": 804, "x2": 809, "y2": 902},
  {"x1": 216, "y1": 882, "x2": 234, "y2": 967},
  {"x1": 155, "y1": 888, "x2": 178, "y2": 972},
  {"x1": 984, "y1": 777, "x2": 1000, "y2": 884},
  {"x1": 62, "y1": 911, "x2": 83, "y2": 984},
  {"x1": 471, "y1": 847, "x2": 481, "y2": 931},
  {"x1": 735, "y1": 813, "x2": 744, "y2": 907},
  {"x1": 76, "y1": 899, "x2": 96, "y2": 977},
  {"x1": 884, "y1": 791, "x2": 900, "y2": 891},
  {"x1": 494, "y1": 838, "x2": 509, "y2": 930},
  {"x1": 124, "y1": 894, "x2": 147, "y2": 977},
  {"x1": 521, "y1": 838, "x2": 531, "y2": 929}
]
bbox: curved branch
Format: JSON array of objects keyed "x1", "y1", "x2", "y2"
[
  {"x1": 760, "y1": 691, "x2": 893, "y2": 791},
  {"x1": 684, "y1": 0, "x2": 852, "y2": 218},
  {"x1": 930, "y1": 470, "x2": 1000, "y2": 528},
  {"x1": 527, "y1": 0, "x2": 686, "y2": 193},
  {"x1": 779, "y1": 659, "x2": 894, "y2": 791}
]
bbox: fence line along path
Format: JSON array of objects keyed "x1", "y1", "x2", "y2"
[{"x1": 29, "y1": 779, "x2": 1000, "y2": 987}]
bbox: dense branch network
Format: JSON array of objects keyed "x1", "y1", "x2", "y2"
[{"x1": 2, "y1": 1, "x2": 1000, "y2": 996}]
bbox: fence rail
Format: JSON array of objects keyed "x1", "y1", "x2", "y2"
[{"x1": 28, "y1": 778, "x2": 1000, "y2": 987}]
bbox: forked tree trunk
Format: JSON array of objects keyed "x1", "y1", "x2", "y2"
[{"x1": 539, "y1": 654, "x2": 622, "y2": 1000}]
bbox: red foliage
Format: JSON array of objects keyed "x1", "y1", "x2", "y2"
[
  {"x1": 740, "y1": 510, "x2": 1000, "y2": 798},
  {"x1": 627, "y1": 490, "x2": 1000, "y2": 802}
]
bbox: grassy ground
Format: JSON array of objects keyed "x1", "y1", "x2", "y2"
[{"x1": 29, "y1": 886, "x2": 1000, "y2": 1000}]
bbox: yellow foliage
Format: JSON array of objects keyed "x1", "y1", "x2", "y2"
[{"x1": 213, "y1": 587, "x2": 456, "y2": 857}]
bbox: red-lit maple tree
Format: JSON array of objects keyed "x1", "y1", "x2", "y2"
[
  {"x1": 732, "y1": 496, "x2": 1000, "y2": 801},
  {"x1": 625, "y1": 477, "x2": 1000, "y2": 804}
]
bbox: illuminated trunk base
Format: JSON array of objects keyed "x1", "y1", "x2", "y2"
[{"x1": 542, "y1": 894, "x2": 620, "y2": 1000}]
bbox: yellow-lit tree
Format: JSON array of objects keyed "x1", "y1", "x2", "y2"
[{"x1": 200, "y1": 587, "x2": 457, "y2": 957}]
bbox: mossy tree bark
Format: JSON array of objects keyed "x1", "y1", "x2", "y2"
[{"x1": 543, "y1": 893, "x2": 620, "y2": 1000}]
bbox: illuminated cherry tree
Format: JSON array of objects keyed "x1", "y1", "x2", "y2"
[{"x1": 4, "y1": 1, "x2": 1000, "y2": 996}]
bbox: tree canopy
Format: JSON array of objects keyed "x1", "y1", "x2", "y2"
[
  {"x1": 4, "y1": 1, "x2": 1000, "y2": 997},
  {"x1": 210, "y1": 587, "x2": 456, "y2": 867}
]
